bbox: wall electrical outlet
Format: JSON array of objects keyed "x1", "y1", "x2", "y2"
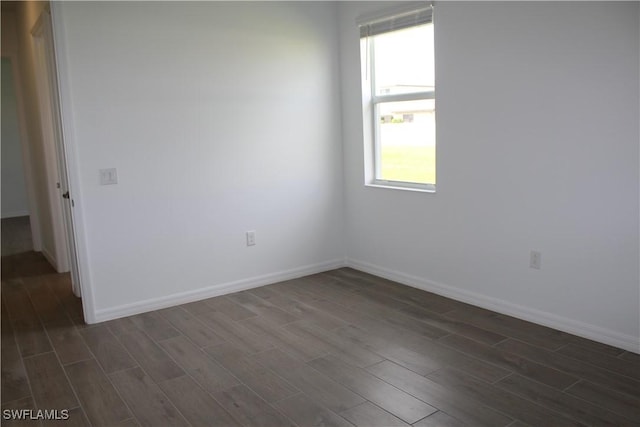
[
  {"x1": 246, "y1": 230, "x2": 256, "y2": 246},
  {"x1": 530, "y1": 251, "x2": 541, "y2": 269}
]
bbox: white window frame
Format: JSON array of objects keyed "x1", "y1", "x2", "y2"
[{"x1": 359, "y1": 5, "x2": 435, "y2": 193}]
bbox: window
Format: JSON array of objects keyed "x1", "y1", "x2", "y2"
[{"x1": 360, "y1": 6, "x2": 435, "y2": 191}]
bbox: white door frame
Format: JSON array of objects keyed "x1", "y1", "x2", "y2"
[
  {"x1": 49, "y1": 2, "x2": 98, "y2": 323},
  {"x1": 31, "y1": 9, "x2": 81, "y2": 297}
]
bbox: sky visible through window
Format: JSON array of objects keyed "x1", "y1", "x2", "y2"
[{"x1": 374, "y1": 24, "x2": 434, "y2": 95}]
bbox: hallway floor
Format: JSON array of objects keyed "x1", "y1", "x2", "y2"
[{"x1": 2, "y1": 216, "x2": 33, "y2": 257}]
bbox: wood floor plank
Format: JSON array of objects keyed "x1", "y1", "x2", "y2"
[
  {"x1": 181, "y1": 300, "x2": 215, "y2": 316},
  {"x1": 556, "y1": 343, "x2": 640, "y2": 380},
  {"x1": 197, "y1": 310, "x2": 274, "y2": 354},
  {"x1": 12, "y1": 317, "x2": 52, "y2": 357},
  {"x1": 284, "y1": 321, "x2": 385, "y2": 368},
  {"x1": 158, "y1": 375, "x2": 242, "y2": 427},
  {"x1": 366, "y1": 360, "x2": 512, "y2": 427},
  {"x1": 226, "y1": 292, "x2": 299, "y2": 325},
  {"x1": 438, "y1": 334, "x2": 578, "y2": 389},
  {"x1": 426, "y1": 368, "x2": 584, "y2": 426},
  {"x1": 23, "y1": 352, "x2": 78, "y2": 410},
  {"x1": 22, "y1": 276, "x2": 69, "y2": 323},
  {"x1": 245, "y1": 285, "x2": 285, "y2": 302},
  {"x1": 266, "y1": 279, "x2": 327, "y2": 305},
  {"x1": 274, "y1": 393, "x2": 354, "y2": 427},
  {"x1": 79, "y1": 325, "x2": 137, "y2": 373},
  {"x1": 2, "y1": 294, "x2": 11, "y2": 324},
  {"x1": 117, "y1": 329, "x2": 184, "y2": 382},
  {"x1": 205, "y1": 296, "x2": 257, "y2": 321},
  {"x1": 159, "y1": 335, "x2": 240, "y2": 394},
  {"x1": 294, "y1": 279, "x2": 372, "y2": 307},
  {"x1": 1, "y1": 250, "x2": 56, "y2": 278},
  {"x1": 309, "y1": 354, "x2": 438, "y2": 424},
  {"x1": 108, "y1": 312, "x2": 181, "y2": 342},
  {"x1": 496, "y1": 373, "x2": 635, "y2": 426},
  {"x1": 413, "y1": 411, "x2": 465, "y2": 427},
  {"x1": 115, "y1": 419, "x2": 141, "y2": 427},
  {"x1": 242, "y1": 316, "x2": 329, "y2": 361},
  {"x1": 333, "y1": 324, "x2": 441, "y2": 375},
  {"x1": 129, "y1": 312, "x2": 181, "y2": 342},
  {"x1": 495, "y1": 339, "x2": 640, "y2": 397},
  {"x1": 109, "y1": 367, "x2": 189, "y2": 427},
  {"x1": 566, "y1": 336, "x2": 627, "y2": 357},
  {"x1": 158, "y1": 307, "x2": 226, "y2": 348},
  {"x1": 347, "y1": 300, "x2": 449, "y2": 341},
  {"x1": 105, "y1": 316, "x2": 139, "y2": 337},
  {"x1": 1, "y1": 306, "x2": 31, "y2": 402},
  {"x1": 44, "y1": 274, "x2": 84, "y2": 321},
  {"x1": 204, "y1": 342, "x2": 298, "y2": 403},
  {"x1": 1, "y1": 396, "x2": 39, "y2": 427},
  {"x1": 318, "y1": 269, "x2": 461, "y2": 314},
  {"x1": 211, "y1": 384, "x2": 296, "y2": 427},
  {"x1": 620, "y1": 351, "x2": 640, "y2": 363},
  {"x1": 335, "y1": 323, "x2": 510, "y2": 382},
  {"x1": 250, "y1": 288, "x2": 347, "y2": 331},
  {"x1": 42, "y1": 406, "x2": 90, "y2": 427},
  {"x1": 339, "y1": 402, "x2": 410, "y2": 427},
  {"x1": 252, "y1": 348, "x2": 365, "y2": 413},
  {"x1": 311, "y1": 270, "x2": 371, "y2": 288},
  {"x1": 2, "y1": 280, "x2": 39, "y2": 322},
  {"x1": 443, "y1": 308, "x2": 568, "y2": 351},
  {"x1": 565, "y1": 380, "x2": 640, "y2": 423},
  {"x1": 289, "y1": 293, "x2": 378, "y2": 328},
  {"x1": 354, "y1": 295, "x2": 506, "y2": 346},
  {"x1": 64, "y1": 359, "x2": 132, "y2": 426},
  {"x1": 42, "y1": 318, "x2": 92, "y2": 365}
]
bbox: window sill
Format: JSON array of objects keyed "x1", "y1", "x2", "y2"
[{"x1": 366, "y1": 181, "x2": 436, "y2": 193}]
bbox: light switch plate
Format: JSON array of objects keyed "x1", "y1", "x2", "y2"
[{"x1": 100, "y1": 168, "x2": 118, "y2": 185}]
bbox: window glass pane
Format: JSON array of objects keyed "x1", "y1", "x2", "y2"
[
  {"x1": 373, "y1": 23, "x2": 434, "y2": 96},
  {"x1": 377, "y1": 99, "x2": 435, "y2": 185}
]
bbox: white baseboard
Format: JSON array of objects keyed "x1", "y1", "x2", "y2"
[
  {"x1": 346, "y1": 258, "x2": 640, "y2": 353},
  {"x1": 1, "y1": 210, "x2": 30, "y2": 219},
  {"x1": 41, "y1": 246, "x2": 57, "y2": 270},
  {"x1": 92, "y1": 258, "x2": 347, "y2": 323}
]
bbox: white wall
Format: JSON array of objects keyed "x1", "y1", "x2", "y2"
[
  {"x1": 339, "y1": 1, "x2": 639, "y2": 350},
  {"x1": 1, "y1": 57, "x2": 30, "y2": 219},
  {"x1": 52, "y1": 1, "x2": 639, "y2": 350},
  {"x1": 52, "y1": 1, "x2": 345, "y2": 319}
]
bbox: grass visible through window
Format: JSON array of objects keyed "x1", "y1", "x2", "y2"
[
  {"x1": 380, "y1": 145, "x2": 436, "y2": 184},
  {"x1": 378, "y1": 110, "x2": 435, "y2": 185}
]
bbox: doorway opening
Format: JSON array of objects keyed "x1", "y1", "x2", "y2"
[{"x1": 1, "y1": 3, "x2": 83, "y2": 314}]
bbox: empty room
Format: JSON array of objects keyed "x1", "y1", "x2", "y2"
[{"x1": 1, "y1": 1, "x2": 638, "y2": 426}]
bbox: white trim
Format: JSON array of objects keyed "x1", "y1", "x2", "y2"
[
  {"x1": 346, "y1": 258, "x2": 640, "y2": 354},
  {"x1": 368, "y1": 180, "x2": 436, "y2": 193},
  {"x1": 373, "y1": 91, "x2": 435, "y2": 104},
  {"x1": 92, "y1": 258, "x2": 347, "y2": 323},
  {"x1": 50, "y1": 2, "x2": 94, "y2": 319},
  {"x1": 1, "y1": 210, "x2": 31, "y2": 219},
  {"x1": 31, "y1": 11, "x2": 70, "y2": 273}
]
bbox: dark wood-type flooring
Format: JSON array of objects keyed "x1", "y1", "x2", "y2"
[
  {"x1": 1, "y1": 216, "x2": 33, "y2": 257},
  {"x1": 2, "y1": 252, "x2": 639, "y2": 426}
]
